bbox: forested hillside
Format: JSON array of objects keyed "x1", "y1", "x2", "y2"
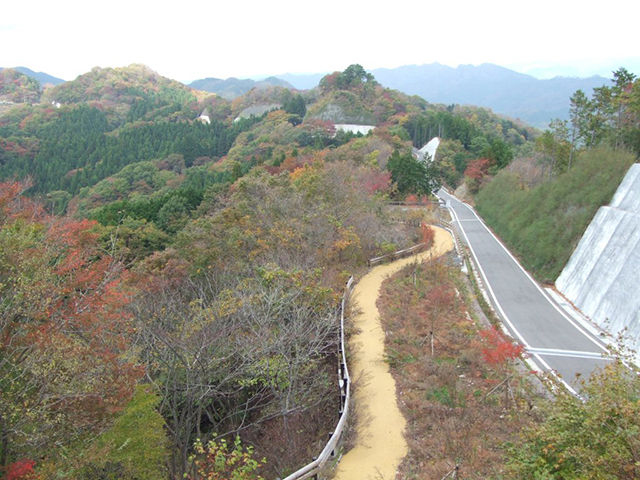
[
  {"x1": 276, "y1": 63, "x2": 613, "y2": 128},
  {"x1": 0, "y1": 63, "x2": 536, "y2": 479},
  {"x1": 0, "y1": 69, "x2": 41, "y2": 104},
  {"x1": 1, "y1": 105, "x2": 258, "y2": 194},
  {"x1": 0, "y1": 67, "x2": 65, "y2": 87}
]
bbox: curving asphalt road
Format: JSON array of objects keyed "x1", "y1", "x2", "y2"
[{"x1": 438, "y1": 189, "x2": 611, "y2": 393}]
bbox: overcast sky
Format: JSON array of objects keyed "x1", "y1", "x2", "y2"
[{"x1": 2, "y1": 0, "x2": 638, "y2": 82}]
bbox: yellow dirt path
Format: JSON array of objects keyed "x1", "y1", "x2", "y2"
[{"x1": 333, "y1": 227, "x2": 453, "y2": 480}]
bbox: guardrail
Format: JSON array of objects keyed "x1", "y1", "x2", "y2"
[
  {"x1": 281, "y1": 276, "x2": 354, "y2": 480},
  {"x1": 283, "y1": 217, "x2": 455, "y2": 479},
  {"x1": 436, "y1": 219, "x2": 463, "y2": 259},
  {"x1": 387, "y1": 200, "x2": 444, "y2": 206},
  {"x1": 368, "y1": 242, "x2": 429, "y2": 267}
]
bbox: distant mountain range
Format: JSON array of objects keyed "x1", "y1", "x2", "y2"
[
  {"x1": 271, "y1": 73, "x2": 326, "y2": 91},
  {"x1": 0, "y1": 67, "x2": 65, "y2": 87},
  {"x1": 3, "y1": 62, "x2": 624, "y2": 129},
  {"x1": 369, "y1": 63, "x2": 609, "y2": 128},
  {"x1": 518, "y1": 58, "x2": 640, "y2": 79},
  {"x1": 188, "y1": 76, "x2": 293, "y2": 99},
  {"x1": 268, "y1": 63, "x2": 612, "y2": 128}
]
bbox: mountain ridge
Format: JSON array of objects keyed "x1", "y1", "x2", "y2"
[
  {"x1": 7, "y1": 61, "x2": 612, "y2": 128},
  {"x1": 0, "y1": 66, "x2": 65, "y2": 86},
  {"x1": 263, "y1": 63, "x2": 612, "y2": 128},
  {"x1": 188, "y1": 76, "x2": 294, "y2": 99}
]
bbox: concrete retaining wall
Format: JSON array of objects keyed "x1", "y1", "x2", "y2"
[
  {"x1": 419, "y1": 137, "x2": 440, "y2": 162},
  {"x1": 334, "y1": 124, "x2": 375, "y2": 135},
  {"x1": 556, "y1": 163, "x2": 640, "y2": 349}
]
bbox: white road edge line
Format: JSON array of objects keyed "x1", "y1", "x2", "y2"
[
  {"x1": 445, "y1": 197, "x2": 529, "y2": 347},
  {"x1": 533, "y1": 353, "x2": 580, "y2": 396},
  {"x1": 439, "y1": 191, "x2": 582, "y2": 395},
  {"x1": 441, "y1": 190, "x2": 606, "y2": 352}
]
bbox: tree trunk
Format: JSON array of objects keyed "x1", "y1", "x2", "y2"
[{"x1": 0, "y1": 413, "x2": 7, "y2": 469}]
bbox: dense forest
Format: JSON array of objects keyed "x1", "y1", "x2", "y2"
[
  {"x1": 3, "y1": 62, "x2": 533, "y2": 479},
  {"x1": 0, "y1": 69, "x2": 42, "y2": 104},
  {"x1": 2, "y1": 61, "x2": 637, "y2": 479},
  {"x1": 1, "y1": 106, "x2": 259, "y2": 194}
]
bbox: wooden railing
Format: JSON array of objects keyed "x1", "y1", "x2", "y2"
[
  {"x1": 283, "y1": 212, "x2": 453, "y2": 479},
  {"x1": 386, "y1": 200, "x2": 444, "y2": 206},
  {"x1": 281, "y1": 276, "x2": 354, "y2": 480},
  {"x1": 368, "y1": 242, "x2": 429, "y2": 267}
]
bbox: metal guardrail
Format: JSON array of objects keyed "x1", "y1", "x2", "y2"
[
  {"x1": 281, "y1": 276, "x2": 354, "y2": 480},
  {"x1": 436, "y1": 219, "x2": 463, "y2": 260}
]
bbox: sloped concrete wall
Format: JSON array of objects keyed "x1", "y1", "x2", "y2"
[
  {"x1": 556, "y1": 163, "x2": 640, "y2": 349},
  {"x1": 334, "y1": 124, "x2": 375, "y2": 135},
  {"x1": 419, "y1": 137, "x2": 440, "y2": 162}
]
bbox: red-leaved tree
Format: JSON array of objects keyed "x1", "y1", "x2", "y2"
[
  {"x1": 479, "y1": 326, "x2": 526, "y2": 408},
  {"x1": 0, "y1": 182, "x2": 141, "y2": 470},
  {"x1": 464, "y1": 158, "x2": 491, "y2": 193},
  {"x1": 480, "y1": 326, "x2": 525, "y2": 368},
  {"x1": 421, "y1": 223, "x2": 435, "y2": 249},
  {"x1": 4, "y1": 459, "x2": 35, "y2": 480}
]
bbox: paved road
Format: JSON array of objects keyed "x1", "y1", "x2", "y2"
[{"x1": 439, "y1": 189, "x2": 611, "y2": 393}]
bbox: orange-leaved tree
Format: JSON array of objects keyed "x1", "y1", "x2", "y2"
[
  {"x1": 464, "y1": 158, "x2": 490, "y2": 193},
  {"x1": 421, "y1": 222, "x2": 435, "y2": 249}
]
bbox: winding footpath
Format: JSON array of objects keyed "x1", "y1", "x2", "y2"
[{"x1": 333, "y1": 227, "x2": 453, "y2": 480}]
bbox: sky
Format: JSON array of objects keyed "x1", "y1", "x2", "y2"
[{"x1": 2, "y1": 0, "x2": 639, "y2": 83}]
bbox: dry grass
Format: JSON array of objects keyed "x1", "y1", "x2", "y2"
[{"x1": 378, "y1": 257, "x2": 539, "y2": 479}]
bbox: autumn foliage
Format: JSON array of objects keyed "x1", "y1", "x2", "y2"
[
  {"x1": 4, "y1": 459, "x2": 35, "y2": 480},
  {"x1": 0, "y1": 182, "x2": 140, "y2": 471},
  {"x1": 480, "y1": 326, "x2": 526, "y2": 367},
  {"x1": 464, "y1": 158, "x2": 491, "y2": 193},
  {"x1": 378, "y1": 260, "x2": 536, "y2": 479},
  {"x1": 464, "y1": 158, "x2": 490, "y2": 180},
  {"x1": 188, "y1": 437, "x2": 265, "y2": 480},
  {"x1": 421, "y1": 222, "x2": 435, "y2": 249}
]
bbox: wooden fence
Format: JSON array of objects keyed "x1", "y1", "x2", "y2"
[
  {"x1": 368, "y1": 242, "x2": 429, "y2": 267},
  {"x1": 283, "y1": 213, "x2": 454, "y2": 479},
  {"x1": 281, "y1": 276, "x2": 354, "y2": 480}
]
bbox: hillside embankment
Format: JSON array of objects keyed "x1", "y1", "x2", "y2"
[
  {"x1": 333, "y1": 227, "x2": 453, "y2": 480},
  {"x1": 474, "y1": 148, "x2": 635, "y2": 283},
  {"x1": 557, "y1": 163, "x2": 640, "y2": 351}
]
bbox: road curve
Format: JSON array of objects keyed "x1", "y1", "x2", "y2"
[{"x1": 438, "y1": 189, "x2": 610, "y2": 393}]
